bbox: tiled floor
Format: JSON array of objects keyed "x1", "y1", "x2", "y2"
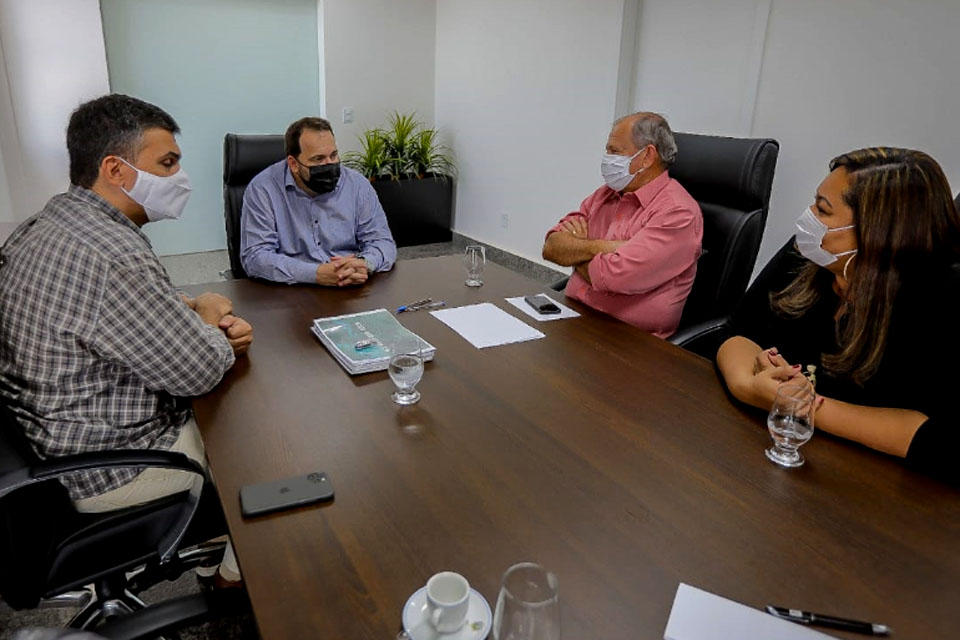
[{"x1": 0, "y1": 236, "x2": 566, "y2": 640}]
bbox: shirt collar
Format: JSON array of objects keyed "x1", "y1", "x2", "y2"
[
  {"x1": 283, "y1": 163, "x2": 299, "y2": 190},
  {"x1": 607, "y1": 169, "x2": 672, "y2": 208},
  {"x1": 67, "y1": 185, "x2": 152, "y2": 246}
]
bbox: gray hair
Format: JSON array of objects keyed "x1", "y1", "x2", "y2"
[{"x1": 615, "y1": 112, "x2": 677, "y2": 167}]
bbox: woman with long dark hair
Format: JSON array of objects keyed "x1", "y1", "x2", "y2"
[{"x1": 717, "y1": 147, "x2": 960, "y2": 479}]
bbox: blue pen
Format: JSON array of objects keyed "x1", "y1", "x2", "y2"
[
  {"x1": 397, "y1": 297, "x2": 432, "y2": 313},
  {"x1": 397, "y1": 300, "x2": 445, "y2": 313}
]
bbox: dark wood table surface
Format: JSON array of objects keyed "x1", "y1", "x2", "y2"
[{"x1": 186, "y1": 256, "x2": 960, "y2": 640}]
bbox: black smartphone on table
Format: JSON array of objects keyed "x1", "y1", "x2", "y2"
[
  {"x1": 240, "y1": 472, "x2": 334, "y2": 518},
  {"x1": 524, "y1": 294, "x2": 561, "y2": 315}
]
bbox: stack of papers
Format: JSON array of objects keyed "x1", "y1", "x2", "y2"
[
  {"x1": 430, "y1": 303, "x2": 545, "y2": 349},
  {"x1": 311, "y1": 309, "x2": 436, "y2": 375},
  {"x1": 664, "y1": 584, "x2": 837, "y2": 640}
]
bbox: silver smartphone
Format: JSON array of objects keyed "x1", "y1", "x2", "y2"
[{"x1": 240, "y1": 472, "x2": 334, "y2": 518}]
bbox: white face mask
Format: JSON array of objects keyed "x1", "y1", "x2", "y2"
[
  {"x1": 119, "y1": 158, "x2": 192, "y2": 222},
  {"x1": 601, "y1": 148, "x2": 643, "y2": 192},
  {"x1": 795, "y1": 207, "x2": 856, "y2": 267}
]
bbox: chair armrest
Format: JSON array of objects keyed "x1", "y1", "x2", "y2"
[
  {"x1": 550, "y1": 276, "x2": 569, "y2": 292},
  {"x1": 668, "y1": 316, "x2": 730, "y2": 359},
  {"x1": 668, "y1": 317, "x2": 729, "y2": 346},
  {"x1": 0, "y1": 450, "x2": 204, "y2": 499},
  {"x1": 31, "y1": 449, "x2": 204, "y2": 480}
]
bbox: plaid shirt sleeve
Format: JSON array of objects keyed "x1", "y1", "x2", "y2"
[{"x1": 92, "y1": 259, "x2": 235, "y2": 397}]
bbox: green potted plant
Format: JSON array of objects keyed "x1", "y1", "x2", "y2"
[{"x1": 343, "y1": 112, "x2": 455, "y2": 247}]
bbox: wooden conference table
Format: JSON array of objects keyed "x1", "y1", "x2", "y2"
[{"x1": 187, "y1": 256, "x2": 959, "y2": 640}]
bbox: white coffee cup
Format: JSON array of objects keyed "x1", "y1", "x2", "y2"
[{"x1": 425, "y1": 571, "x2": 470, "y2": 633}]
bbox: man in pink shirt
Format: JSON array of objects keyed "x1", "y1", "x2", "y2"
[{"x1": 542, "y1": 112, "x2": 702, "y2": 338}]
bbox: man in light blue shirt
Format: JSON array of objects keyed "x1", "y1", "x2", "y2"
[{"x1": 240, "y1": 117, "x2": 397, "y2": 286}]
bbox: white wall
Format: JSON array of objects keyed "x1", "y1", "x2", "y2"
[
  {"x1": 435, "y1": 0, "x2": 625, "y2": 266},
  {"x1": 630, "y1": 0, "x2": 960, "y2": 272},
  {"x1": 0, "y1": 41, "x2": 15, "y2": 223},
  {"x1": 101, "y1": 0, "x2": 322, "y2": 256},
  {"x1": 323, "y1": 0, "x2": 437, "y2": 152},
  {"x1": 630, "y1": 0, "x2": 769, "y2": 135},
  {"x1": 0, "y1": 0, "x2": 110, "y2": 222},
  {"x1": 97, "y1": 0, "x2": 437, "y2": 255}
]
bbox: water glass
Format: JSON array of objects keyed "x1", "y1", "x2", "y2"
[
  {"x1": 766, "y1": 383, "x2": 815, "y2": 468},
  {"x1": 493, "y1": 563, "x2": 560, "y2": 640},
  {"x1": 388, "y1": 337, "x2": 424, "y2": 405},
  {"x1": 463, "y1": 245, "x2": 486, "y2": 287}
]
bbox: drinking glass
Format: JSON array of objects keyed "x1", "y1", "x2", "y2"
[
  {"x1": 765, "y1": 384, "x2": 816, "y2": 468},
  {"x1": 388, "y1": 337, "x2": 423, "y2": 405},
  {"x1": 492, "y1": 563, "x2": 560, "y2": 640},
  {"x1": 463, "y1": 245, "x2": 486, "y2": 287}
]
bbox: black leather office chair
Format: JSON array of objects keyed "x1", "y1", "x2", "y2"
[
  {"x1": 223, "y1": 134, "x2": 286, "y2": 279},
  {"x1": 665, "y1": 132, "x2": 779, "y2": 356},
  {"x1": 0, "y1": 400, "x2": 233, "y2": 630}
]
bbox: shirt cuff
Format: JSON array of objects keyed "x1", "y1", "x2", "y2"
[
  {"x1": 292, "y1": 260, "x2": 319, "y2": 284},
  {"x1": 360, "y1": 253, "x2": 380, "y2": 272},
  {"x1": 204, "y1": 324, "x2": 236, "y2": 366}
]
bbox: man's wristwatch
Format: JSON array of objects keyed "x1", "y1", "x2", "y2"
[{"x1": 363, "y1": 257, "x2": 374, "y2": 272}]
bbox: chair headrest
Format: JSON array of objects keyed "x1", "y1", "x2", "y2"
[
  {"x1": 223, "y1": 134, "x2": 286, "y2": 185},
  {"x1": 670, "y1": 132, "x2": 779, "y2": 212}
]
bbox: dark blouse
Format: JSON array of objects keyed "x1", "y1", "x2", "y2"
[{"x1": 727, "y1": 238, "x2": 959, "y2": 483}]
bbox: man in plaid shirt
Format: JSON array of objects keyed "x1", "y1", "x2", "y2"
[{"x1": 0, "y1": 94, "x2": 253, "y2": 584}]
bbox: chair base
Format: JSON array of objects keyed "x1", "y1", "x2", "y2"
[
  {"x1": 96, "y1": 589, "x2": 251, "y2": 640},
  {"x1": 62, "y1": 540, "x2": 226, "y2": 630},
  {"x1": 35, "y1": 589, "x2": 94, "y2": 611},
  {"x1": 126, "y1": 541, "x2": 226, "y2": 594},
  {"x1": 69, "y1": 583, "x2": 147, "y2": 629}
]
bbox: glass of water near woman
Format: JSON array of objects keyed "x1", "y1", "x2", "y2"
[
  {"x1": 388, "y1": 336, "x2": 424, "y2": 405},
  {"x1": 766, "y1": 383, "x2": 816, "y2": 468}
]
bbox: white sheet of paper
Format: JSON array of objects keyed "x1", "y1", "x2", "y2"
[
  {"x1": 664, "y1": 584, "x2": 838, "y2": 640},
  {"x1": 505, "y1": 295, "x2": 580, "y2": 322},
  {"x1": 430, "y1": 303, "x2": 545, "y2": 349}
]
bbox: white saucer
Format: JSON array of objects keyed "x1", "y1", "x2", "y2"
[{"x1": 402, "y1": 586, "x2": 492, "y2": 640}]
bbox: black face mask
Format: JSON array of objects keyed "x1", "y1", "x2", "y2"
[{"x1": 297, "y1": 160, "x2": 340, "y2": 195}]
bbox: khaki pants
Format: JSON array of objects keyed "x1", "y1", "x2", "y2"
[{"x1": 73, "y1": 417, "x2": 239, "y2": 580}]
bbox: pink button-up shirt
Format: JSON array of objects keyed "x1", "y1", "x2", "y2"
[{"x1": 547, "y1": 171, "x2": 702, "y2": 338}]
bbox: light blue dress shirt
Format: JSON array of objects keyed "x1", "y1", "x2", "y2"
[{"x1": 239, "y1": 161, "x2": 397, "y2": 284}]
